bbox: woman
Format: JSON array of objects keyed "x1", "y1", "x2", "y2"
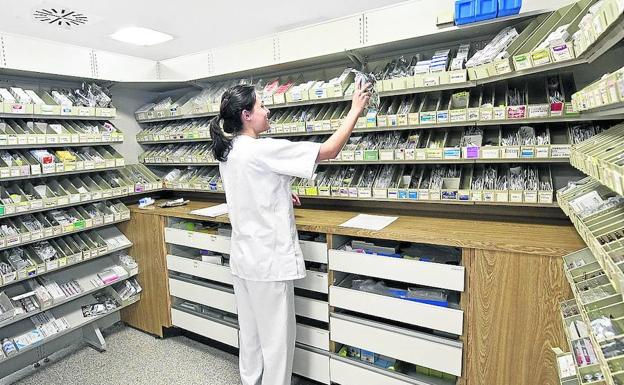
[{"x1": 210, "y1": 81, "x2": 370, "y2": 385}]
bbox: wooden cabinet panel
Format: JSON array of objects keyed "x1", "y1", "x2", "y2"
[
  {"x1": 119, "y1": 213, "x2": 171, "y2": 337},
  {"x1": 462, "y1": 248, "x2": 572, "y2": 385}
]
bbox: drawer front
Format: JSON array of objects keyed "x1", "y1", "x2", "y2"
[
  {"x1": 330, "y1": 286, "x2": 463, "y2": 335},
  {"x1": 171, "y1": 309, "x2": 239, "y2": 348},
  {"x1": 293, "y1": 346, "x2": 330, "y2": 385},
  {"x1": 169, "y1": 278, "x2": 237, "y2": 314},
  {"x1": 330, "y1": 357, "x2": 413, "y2": 385},
  {"x1": 295, "y1": 271, "x2": 329, "y2": 294},
  {"x1": 165, "y1": 228, "x2": 231, "y2": 254},
  {"x1": 330, "y1": 314, "x2": 462, "y2": 377},
  {"x1": 295, "y1": 296, "x2": 329, "y2": 323},
  {"x1": 296, "y1": 323, "x2": 330, "y2": 351},
  {"x1": 329, "y1": 250, "x2": 464, "y2": 292},
  {"x1": 300, "y1": 240, "x2": 328, "y2": 264},
  {"x1": 167, "y1": 255, "x2": 233, "y2": 285}
]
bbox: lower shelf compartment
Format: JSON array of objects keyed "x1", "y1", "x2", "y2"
[
  {"x1": 168, "y1": 276, "x2": 236, "y2": 314},
  {"x1": 293, "y1": 344, "x2": 330, "y2": 385},
  {"x1": 171, "y1": 307, "x2": 239, "y2": 348},
  {"x1": 330, "y1": 312, "x2": 462, "y2": 377},
  {"x1": 329, "y1": 355, "x2": 455, "y2": 385}
]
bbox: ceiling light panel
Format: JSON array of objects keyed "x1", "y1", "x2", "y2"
[{"x1": 110, "y1": 27, "x2": 173, "y2": 46}]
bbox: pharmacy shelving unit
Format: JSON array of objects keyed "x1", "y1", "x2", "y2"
[
  {"x1": 119, "y1": 199, "x2": 586, "y2": 385},
  {"x1": 0, "y1": 87, "x2": 161, "y2": 374},
  {"x1": 555, "y1": 168, "x2": 624, "y2": 384},
  {"x1": 557, "y1": 246, "x2": 624, "y2": 385},
  {"x1": 552, "y1": 29, "x2": 624, "y2": 385},
  {"x1": 134, "y1": 0, "x2": 624, "y2": 212}
]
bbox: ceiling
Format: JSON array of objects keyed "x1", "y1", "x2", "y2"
[{"x1": 1, "y1": 0, "x2": 409, "y2": 61}]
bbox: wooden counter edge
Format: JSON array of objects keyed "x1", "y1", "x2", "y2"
[{"x1": 128, "y1": 200, "x2": 585, "y2": 257}]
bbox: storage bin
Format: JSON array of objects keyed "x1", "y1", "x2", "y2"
[
  {"x1": 475, "y1": 0, "x2": 498, "y2": 21},
  {"x1": 455, "y1": 0, "x2": 476, "y2": 25},
  {"x1": 498, "y1": 0, "x2": 521, "y2": 17}
]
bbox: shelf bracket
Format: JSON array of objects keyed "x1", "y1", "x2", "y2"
[
  {"x1": 82, "y1": 323, "x2": 107, "y2": 352},
  {"x1": 345, "y1": 50, "x2": 368, "y2": 72}
]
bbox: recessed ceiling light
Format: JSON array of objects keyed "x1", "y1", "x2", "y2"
[{"x1": 110, "y1": 27, "x2": 173, "y2": 46}]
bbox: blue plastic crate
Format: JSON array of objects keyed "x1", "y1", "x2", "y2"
[
  {"x1": 498, "y1": 0, "x2": 522, "y2": 17},
  {"x1": 475, "y1": 0, "x2": 498, "y2": 21},
  {"x1": 455, "y1": 0, "x2": 476, "y2": 25}
]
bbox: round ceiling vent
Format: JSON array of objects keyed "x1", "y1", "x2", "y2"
[{"x1": 32, "y1": 8, "x2": 88, "y2": 28}]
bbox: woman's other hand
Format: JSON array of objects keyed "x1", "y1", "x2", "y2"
[{"x1": 291, "y1": 193, "x2": 301, "y2": 206}]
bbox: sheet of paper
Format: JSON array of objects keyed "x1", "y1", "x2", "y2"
[
  {"x1": 190, "y1": 203, "x2": 228, "y2": 218},
  {"x1": 339, "y1": 214, "x2": 398, "y2": 231}
]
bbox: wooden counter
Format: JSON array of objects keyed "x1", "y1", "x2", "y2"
[
  {"x1": 129, "y1": 199, "x2": 584, "y2": 257},
  {"x1": 121, "y1": 199, "x2": 585, "y2": 385}
]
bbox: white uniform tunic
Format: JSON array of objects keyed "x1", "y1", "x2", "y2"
[
  {"x1": 220, "y1": 135, "x2": 321, "y2": 385},
  {"x1": 219, "y1": 135, "x2": 321, "y2": 281}
]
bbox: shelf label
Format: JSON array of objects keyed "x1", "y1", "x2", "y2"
[
  {"x1": 10, "y1": 104, "x2": 26, "y2": 114},
  {"x1": 466, "y1": 146, "x2": 479, "y2": 159},
  {"x1": 78, "y1": 107, "x2": 92, "y2": 116}
]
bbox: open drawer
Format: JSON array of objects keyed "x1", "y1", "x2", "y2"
[
  {"x1": 330, "y1": 313, "x2": 462, "y2": 377},
  {"x1": 330, "y1": 355, "x2": 454, "y2": 385},
  {"x1": 296, "y1": 323, "x2": 330, "y2": 351},
  {"x1": 330, "y1": 275, "x2": 463, "y2": 335},
  {"x1": 299, "y1": 233, "x2": 328, "y2": 264},
  {"x1": 295, "y1": 269, "x2": 329, "y2": 294},
  {"x1": 171, "y1": 306, "x2": 239, "y2": 348},
  {"x1": 295, "y1": 295, "x2": 329, "y2": 323},
  {"x1": 169, "y1": 275, "x2": 236, "y2": 314},
  {"x1": 293, "y1": 344, "x2": 330, "y2": 385},
  {"x1": 329, "y1": 245, "x2": 464, "y2": 292}
]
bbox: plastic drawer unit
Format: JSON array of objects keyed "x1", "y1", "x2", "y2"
[
  {"x1": 293, "y1": 345, "x2": 331, "y2": 384},
  {"x1": 328, "y1": 248, "x2": 465, "y2": 292},
  {"x1": 171, "y1": 307, "x2": 239, "y2": 348},
  {"x1": 168, "y1": 276, "x2": 237, "y2": 314},
  {"x1": 330, "y1": 313, "x2": 463, "y2": 377},
  {"x1": 164, "y1": 227, "x2": 231, "y2": 254},
  {"x1": 167, "y1": 254, "x2": 233, "y2": 285},
  {"x1": 331, "y1": 275, "x2": 463, "y2": 335}
]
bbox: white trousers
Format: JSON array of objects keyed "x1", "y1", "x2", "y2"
[{"x1": 232, "y1": 276, "x2": 296, "y2": 385}]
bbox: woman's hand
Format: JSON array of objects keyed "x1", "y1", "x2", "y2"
[
  {"x1": 351, "y1": 81, "x2": 372, "y2": 115},
  {"x1": 291, "y1": 193, "x2": 301, "y2": 206}
]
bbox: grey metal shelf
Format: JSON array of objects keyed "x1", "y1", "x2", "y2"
[
  {"x1": 0, "y1": 217, "x2": 130, "y2": 254},
  {"x1": 144, "y1": 162, "x2": 218, "y2": 167},
  {"x1": 0, "y1": 296, "x2": 139, "y2": 376},
  {"x1": 0, "y1": 114, "x2": 115, "y2": 121},
  {"x1": 138, "y1": 111, "x2": 217, "y2": 123},
  {"x1": 578, "y1": 103, "x2": 624, "y2": 118},
  {"x1": 0, "y1": 266, "x2": 137, "y2": 329},
  {"x1": 0, "y1": 188, "x2": 161, "y2": 220},
  {"x1": 0, "y1": 165, "x2": 123, "y2": 183},
  {"x1": 164, "y1": 187, "x2": 559, "y2": 208},
  {"x1": 0, "y1": 141, "x2": 123, "y2": 150},
  {"x1": 0, "y1": 243, "x2": 132, "y2": 291},
  {"x1": 144, "y1": 156, "x2": 570, "y2": 167},
  {"x1": 137, "y1": 138, "x2": 212, "y2": 145},
  {"x1": 323, "y1": 158, "x2": 570, "y2": 165}
]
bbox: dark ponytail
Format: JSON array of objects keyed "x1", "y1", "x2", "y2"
[{"x1": 210, "y1": 84, "x2": 257, "y2": 162}]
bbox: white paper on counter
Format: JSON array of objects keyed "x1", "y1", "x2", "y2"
[
  {"x1": 339, "y1": 214, "x2": 398, "y2": 231},
  {"x1": 190, "y1": 203, "x2": 228, "y2": 217}
]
